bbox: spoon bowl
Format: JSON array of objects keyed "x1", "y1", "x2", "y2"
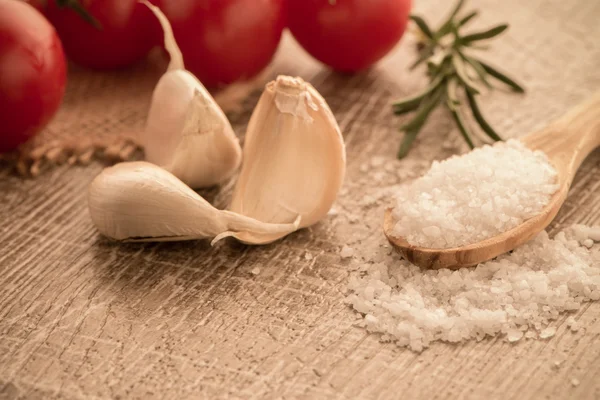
[{"x1": 384, "y1": 91, "x2": 600, "y2": 269}]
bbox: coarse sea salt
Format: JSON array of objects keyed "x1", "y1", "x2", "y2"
[
  {"x1": 391, "y1": 140, "x2": 559, "y2": 249},
  {"x1": 346, "y1": 225, "x2": 600, "y2": 352},
  {"x1": 340, "y1": 245, "x2": 355, "y2": 259}
]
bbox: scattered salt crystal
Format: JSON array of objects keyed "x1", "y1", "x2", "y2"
[
  {"x1": 507, "y1": 329, "x2": 523, "y2": 342},
  {"x1": 251, "y1": 267, "x2": 260, "y2": 275},
  {"x1": 422, "y1": 226, "x2": 441, "y2": 238},
  {"x1": 566, "y1": 316, "x2": 580, "y2": 332},
  {"x1": 571, "y1": 378, "x2": 580, "y2": 387},
  {"x1": 340, "y1": 245, "x2": 354, "y2": 259},
  {"x1": 365, "y1": 314, "x2": 378, "y2": 325},
  {"x1": 539, "y1": 327, "x2": 556, "y2": 339},
  {"x1": 360, "y1": 195, "x2": 377, "y2": 207},
  {"x1": 390, "y1": 140, "x2": 558, "y2": 248},
  {"x1": 328, "y1": 207, "x2": 339, "y2": 216},
  {"x1": 589, "y1": 227, "x2": 600, "y2": 241},
  {"x1": 583, "y1": 239, "x2": 594, "y2": 248},
  {"x1": 346, "y1": 225, "x2": 599, "y2": 352},
  {"x1": 567, "y1": 224, "x2": 600, "y2": 242},
  {"x1": 305, "y1": 252, "x2": 313, "y2": 261}
]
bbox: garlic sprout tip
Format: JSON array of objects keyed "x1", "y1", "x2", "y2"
[{"x1": 141, "y1": 0, "x2": 184, "y2": 71}]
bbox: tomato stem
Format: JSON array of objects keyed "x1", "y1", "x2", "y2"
[{"x1": 55, "y1": 0, "x2": 103, "y2": 30}]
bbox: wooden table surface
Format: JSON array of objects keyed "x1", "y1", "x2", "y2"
[{"x1": 2, "y1": 0, "x2": 600, "y2": 399}]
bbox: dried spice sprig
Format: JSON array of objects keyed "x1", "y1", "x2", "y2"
[{"x1": 393, "y1": 0, "x2": 525, "y2": 158}]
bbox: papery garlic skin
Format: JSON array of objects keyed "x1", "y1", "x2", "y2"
[
  {"x1": 88, "y1": 162, "x2": 298, "y2": 243},
  {"x1": 140, "y1": 1, "x2": 241, "y2": 189},
  {"x1": 143, "y1": 70, "x2": 242, "y2": 188},
  {"x1": 228, "y1": 75, "x2": 346, "y2": 244}
]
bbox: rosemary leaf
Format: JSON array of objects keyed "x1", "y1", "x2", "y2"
[
  {"x1": 445, "y1": 79, "x2": 460, "y2": 111},
  {"x1": 448, "y1": 106, "x2": 475, "y2": 149},
  {"x1": 461, "y1": 24, "x2": 508, "y2": 44},
  {"x1": 397, "y1": 129, "x2": 420, "y2": 159},
  {"x1": 458, "y1": 11, "x2": 478, "y2": 27},
  {"x1": 459, "y1": 52, "x2": 492, "y2": 88},
  {"x1": 397, "y1": 86, "x2": 446, "y2": 158},
  {"x1": 478, "y1": 60, "x2": 526, "y2": 93},
  {"x1": 393, "y1": 75, "x2": 445, "y2": 114},
  {"x1": 410, "y1": 46, "x2": 435, "y2": 70},
  {"x1": 465, "y1": 89, "x2": 503, "y2": 141},
  {"x1": 400, "y1": 85, "x2": 445, "y2": 132},
  {"x1": 467, "y1": 44, "x2": 491, "y2": 51},
  {"x1": 452, "y1": 53, "x2": 480, "y2": 94},
  {"x1": 435, "y1": 0, "x2": 466, "y2": 39},
  {"x1": 410, "y1": 15, "x2": 434, "y2": 39}
]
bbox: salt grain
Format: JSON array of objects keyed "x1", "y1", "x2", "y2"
[
  {"x1": 340, "y1": 245, "x2": 354, "y2": 259},
  {"x1": 539, "y1": 327, "x2": 556, "y2": 339},
  {"x1": 525, "y1": 331, "x2": 537, "y2": 339},
  {"x1": 251, "y1": 267, "x2": 260, "y2": 275},
  {"x1": 566, "y1": 316, "x2": 580, "y2": 332},
  {"x1": 571, "y1": 378, "x2": 580, "y2": 387},
  {"x1": 507, "y1": 329, "x2": 524, "y2": 342},
  {"x1": 360, "y1": 195, "x2": 377, "y2": 207},
  {"x1": 391, "y1": 140, "x2": 559, "y2": 248},
  {"x1": 347, "y1": 225, "x2": 600, "y2": 352}
]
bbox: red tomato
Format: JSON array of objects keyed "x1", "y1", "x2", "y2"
[
  {"x1": 287, "y1": 0, "x2": 412, "y2": 72},
  {"x1": 20, "y1": 0, "x2": 44, "y2": 11},
  {"x1": 151, "y1": 0, "x2": 286, "y2": 87},
  {"x1": 45, "y1": 0, "x2": 160, "y2": 69},
  {"x1": 0, "y1": 0, "x2": 67, "y2": 152}
]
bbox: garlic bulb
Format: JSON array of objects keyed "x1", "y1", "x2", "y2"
[
  {"x1": 227, "y1": 76, "x2": 346, "y2": 244},
  {"x1": 88, "y1": 162, "x2": 299, "y2": 243},
  {"x1": 140, "y1": 1, "x2": 241, "y2": 189}
]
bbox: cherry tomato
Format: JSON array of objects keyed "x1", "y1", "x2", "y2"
[
  {"x1": 45, "y1": 0, "x2": 160, "y2": 69},
  {"x1": 0, "y1": 0, "x2": 67, "y2": 153},
  {"x1": 287, "y1": 0, "x2": 412, "y2": 72},
  {"x1": 20, "y1": 0, "x2": 44, "y2": 11},
  {"x1": 151, "y1": 0, "x2": 286, "y2": 87}
]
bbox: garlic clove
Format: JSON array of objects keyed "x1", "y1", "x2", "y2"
[
  {"x1": 88, "y1": 161, "x2": 299, "y2": 242},
  {"x1": 140, "y1": 1, "x2": 241, "y2": 189},
  {"x1": 228, "y1": 75, "x2": 346, "y2": 244}
]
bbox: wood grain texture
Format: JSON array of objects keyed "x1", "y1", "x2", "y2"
[{"x1": 1, "y1": 0, "x2": 600, "y2": 399}]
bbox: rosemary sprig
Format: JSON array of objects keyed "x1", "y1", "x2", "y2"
[{"x1": 392, "y1": 0, "x2": 525, "y2": 158}]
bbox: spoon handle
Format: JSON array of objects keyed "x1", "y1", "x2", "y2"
[{"x1": 522, "y1": 91, "x2": 600, "y2": 175}]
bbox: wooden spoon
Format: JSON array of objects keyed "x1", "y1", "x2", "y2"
[{"x1": 384, "y1": 91, "x2": 600, "y2": 269}]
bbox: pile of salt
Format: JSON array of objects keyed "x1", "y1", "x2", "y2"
[
  {"x1": 347, "y1": 225, "x2": 600, "y2": 352},
  {"x1": 391, "y1": 140, "x2": 559, "y2": 249}
]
